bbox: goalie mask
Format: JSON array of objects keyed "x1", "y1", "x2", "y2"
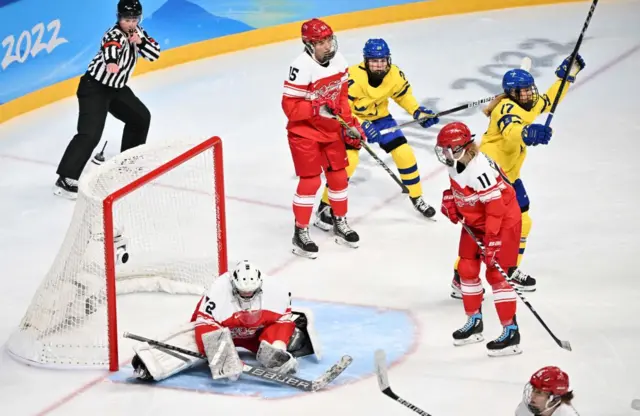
[
  {"x1": 231, "y1": 260, "x2": 264, "y2": 325},
  {"x1": 502, "y1": 69, "x2": 539, "y2": 111}
]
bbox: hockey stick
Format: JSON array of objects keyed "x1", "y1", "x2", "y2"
[
  {"x1": 379, "y1": 95, "x2": 497, "y2": 135},
  {"x1": 332, "y1": 113, "x2": 410, "y2": 194},
  {"x1": 123, "y1": 332, "x2": 353, "y2": 392},
  {"x1": 374, "y1": 349, "x2": 432, "y2": 415},
  {"x1": 545, "y1": 0, "x2": 598, "y2": 128},
  {"x1": 459, "y1": 223, "x2": 572, "y2": 351},
  {"x1": 380, "y1": 57, "x2": 532, "y2": 135},
  {"x1": 632, "y1": 399, "x2": 640, "y2": 411}
]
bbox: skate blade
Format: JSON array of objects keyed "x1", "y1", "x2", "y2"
[
  {"x1": 313, "y1": 219, "x2": 332, "y2": 232},
  {"x1": 334, "y1": 236, "x2": 358, "y2": 249},
  {"x1": 513, "y1": 284, "x2": 536, "y2": 292},
  {"x1": 453, "y1": 334, "x2": 484, "y2": 346},
  {"x1": 487, "y1": 344, "x2": 522, "y2": 357},
  {"x1": 53, "y1": 186, "x2": 77, "y2": 200},
  {"x1": 292, "y1": 246, "x2": 318, "y2": 259}
]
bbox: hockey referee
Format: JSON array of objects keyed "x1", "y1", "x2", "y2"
[{"x1": 54, "y1": 0, "x2": 161, "y2": 199}]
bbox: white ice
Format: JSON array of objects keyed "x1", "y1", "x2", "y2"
[{"x1": 1, "y1": 1, "x2": 639, "y2": 415}]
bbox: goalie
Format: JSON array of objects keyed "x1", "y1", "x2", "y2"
[{"x1": 131, "y1": 260, "x2": 320, "y2": 382}]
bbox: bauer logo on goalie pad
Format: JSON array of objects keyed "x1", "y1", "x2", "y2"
[{"x1": 246, "y1": 367, "x2": 311, "y2": 389}]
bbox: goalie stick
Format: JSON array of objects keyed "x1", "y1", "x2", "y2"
[
  {"x1": 374, "y1": 349, "x2": 433, "y2": 415},
  {"x1": 379, "y1": 57, "x2": 533, "y2": 135},
  {"x1": 460, "y1": 223, "x2": 572, "y2": 351},
  {"x1": 123, "y1": 332, "x2": 353, "y2": 392}
]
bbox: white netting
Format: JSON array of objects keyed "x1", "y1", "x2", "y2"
[{"x1": 6, "y1": 138, "x2": 225, "y2": 369}]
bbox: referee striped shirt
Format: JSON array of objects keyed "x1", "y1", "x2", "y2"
[{"x1": 87, "y1": 24, "x2": 161, "y2": 89}]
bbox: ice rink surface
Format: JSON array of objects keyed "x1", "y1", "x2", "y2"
[{"x1": 1, "y1": 0, "x2": 640, "y2": 414}]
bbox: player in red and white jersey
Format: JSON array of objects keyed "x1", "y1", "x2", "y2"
[
  {"x1": 282, "y1": 18, "x2": 366, "y2": 259},
  {"x1": 436, "y1": 122, "x2": 522, "y2": 357},
  {"x1": 516, "y1": 366, "x2": 580, "y2": 415},
  {"x1": 131, "y1": 261, "x2": 320, "y2": 382}
]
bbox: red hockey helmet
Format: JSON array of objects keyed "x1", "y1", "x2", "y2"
[
  {"x1": 523, "y1": 366, "x2": 571, "y2": 414},
  {"x1": 435, "y1": 122, "x2": 475, "y2": 167},
  {"x1": 530, "y1": 366, "x2": 570, "y2": 395},
  {"x1": 301, "y1": 18, "x2": 333, "y2": 43},
  {"x1": 301, "y1": 18, "x2": 337, "y2": 64}
]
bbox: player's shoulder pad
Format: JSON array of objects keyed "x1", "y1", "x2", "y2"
[
  {"x1": 286, "y1": 53, "x2": 313, "y2": 85},
  {"x1": 331, "y1": 51, "x2": 348, "y2": 69},
  {"x1": 389, "y1": 64, "x2": 409, "y2": 81},
  {"x1": 467, "y1": 154, "x2": 499, "y2": 191},
  {"x1": 493, "y1": 98, "x2": 525, "y2": 133}
]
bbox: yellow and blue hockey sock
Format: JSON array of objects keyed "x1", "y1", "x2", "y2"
[
  {"x1": 518, "y1": 211, "x2": 532, "y2": 267},
  {"x1": 390, "y1": 143, "x2": 421, "y2": 198}
]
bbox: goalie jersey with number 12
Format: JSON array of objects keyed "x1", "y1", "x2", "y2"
[{"x1": 131, "y1": 261, "x2": 320, "y2": 382}]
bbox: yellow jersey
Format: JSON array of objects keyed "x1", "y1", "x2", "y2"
[
  {"x1": 479, "y1": 79, "x2": 569, "y2": 182},
  {"x1": 347, "y1": 62, "x2": 420, "y2": 122}
]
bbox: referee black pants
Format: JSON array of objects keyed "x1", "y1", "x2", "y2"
[{"x1": 56, "y1": 73, "x2": 151, "y2": 180}]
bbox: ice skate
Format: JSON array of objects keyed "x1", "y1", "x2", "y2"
[
  {"x1": 410, "y1": 196, "x2": 436, "y2": 220},
  {"x1": 452, "y1": 312, "x2": 484, "y2": 346},
  {"x1": 487, "y1": 315, "x2": 522, "y2": 357},
  {"x1": 508, "y1": 267, "x2": 537, "y2": 292},
  {"x1": 313, "y1": 201, "x2": 334, "y2": 232},
  {"x1": 53, "y1": 176, "x2": 78, "y2": 200},
  {"x1": 292, "y1": 225, "x2": 318, "y2": 259},
  {"x1": 333, "y1": 216, "x2": 359, "y2": 248}
]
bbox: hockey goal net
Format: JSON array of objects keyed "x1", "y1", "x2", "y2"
[{"x1": 7, "y1": 137, "x2": 227, "y2": 371}]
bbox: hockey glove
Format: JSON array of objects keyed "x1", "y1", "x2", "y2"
[
  {"x1": 555, "y1": 54, "x2": 585, "y2": 83},
  {"x1": 482, "y1": 234, "x2": 501, "y2": 267},
  {"x1": 361, "y1": 120, "x2": 381, "y2": 143},
  {"x1": 522, "y1": 124, "x2": 552, "y2": 146},
  {"x1": 312, "y1": 97, "x2": 339, "y2": 118},
  {"x1": 413, "y1": 106, "x2": 439, "y2": 128},
  {"x1": 440, "y1": 189, "x2": 460, "y2": 224},
  {"x1": 341, "y1": 124, "x2": 364, "y2": 149}
]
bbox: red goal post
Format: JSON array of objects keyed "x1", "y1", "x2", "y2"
[{"x1": 7, "y1": 136, "x2": 228, "y2": 371}]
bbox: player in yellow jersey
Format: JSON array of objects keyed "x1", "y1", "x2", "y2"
[
  {"x1": 314, "y1": 38, "x2": 439, "y2": 231},
  {"x1": 450, "y1": 54, "x2": 586, "y2": 298}
]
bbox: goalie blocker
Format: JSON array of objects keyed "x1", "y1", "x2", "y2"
[{"x1": 131, "y1": 261, "x2": 320, "y2": 382}]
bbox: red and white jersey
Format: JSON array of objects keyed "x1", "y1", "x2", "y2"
[
  {"x1": 281, "y1": 51, "x2": 354, "y2": 142},
  {"x1": 190, "y1": 272, "x2": 292, "y2": 340},
  {"x1": 448, "y1": 152, "x2": 520, "y2": 236},
  {"x1": 515, "y1": 401, "x2": 580, "y2": 415}
]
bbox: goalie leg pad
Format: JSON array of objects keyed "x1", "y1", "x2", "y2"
[
  {"x1": 257, "y1": 340, "x2": 299, "y2": 375},
  {"x1": 133, "y1": 321, "x2": 203, "y2": 382},
  {"x1": 202, "y1": 327, "x2": 243, "y2": 381}
]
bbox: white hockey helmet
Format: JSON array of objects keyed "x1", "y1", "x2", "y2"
[{"x1": 231, "y1": 260, "x2": 263, "y2": 300}]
